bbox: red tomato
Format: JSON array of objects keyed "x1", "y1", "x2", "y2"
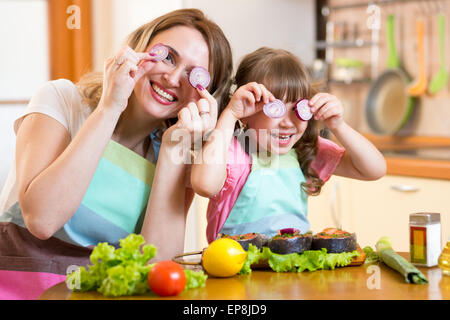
[{"x1": 147, "y1": 261, "x2": 186, "y2": 297}]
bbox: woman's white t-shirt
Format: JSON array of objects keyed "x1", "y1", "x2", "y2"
[{"x1": 0, "y1": 79, "x2": 93, "y2": 212}]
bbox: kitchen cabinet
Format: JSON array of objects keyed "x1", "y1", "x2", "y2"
[{"x1": 308, "y1": 175, "x2": 450, "y2": 252}]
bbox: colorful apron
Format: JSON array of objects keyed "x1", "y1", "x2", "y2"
[
  {"x1": 219, "y1": 149, "x2": 310, "y2": 237},
  {"x1": 0, "y1": 138, "x2": 157, "y2": 299}
]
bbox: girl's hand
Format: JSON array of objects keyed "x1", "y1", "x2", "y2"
[
  {"x1": 309, "y1": 93, "x2": 344, "y2": 130},
  {"x1": 99, "y1": 46, "x2": 156, "y2": 114},
  {"x1": 162, "y1": 87, "x2": 218, "y2": 149},
  {"x1": 227, "y1": 82, "x2": 275, "y2": 120}
]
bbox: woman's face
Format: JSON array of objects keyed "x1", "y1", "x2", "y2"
[
  {"x1": 244, "y1": 101, "x2": 309, "y2": 155},
  {"x1": 133, "y1": 25, "x2": 210, "y2": 120}
]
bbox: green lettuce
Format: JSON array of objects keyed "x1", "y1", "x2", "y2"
[
  {"x1": 66, "y1": 233, "x2": 207, "y2": 297},
  {"x1": 239, "y1": 244, "x2": 359, "y2": 273},
  {"x1": 238, "y1": 243, "x2": 264, "y2": 275},
  {"x1": 184, "y1": 269, "x2": 208, "y2": 290}
]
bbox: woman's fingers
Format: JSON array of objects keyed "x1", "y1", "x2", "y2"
[
  {"x1": 196, "y1": 86, "x2": 218, "y2": 121},
  {"x1": 177, "y1": 107, "x2": 193, "y2": 131},
  {"x1": 117, "y1": 60, "x2": 138, "y2": 75}
]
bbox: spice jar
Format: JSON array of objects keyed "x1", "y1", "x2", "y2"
[{"x1": 409, "y1": 212, "x2": 441, "y2": 267}]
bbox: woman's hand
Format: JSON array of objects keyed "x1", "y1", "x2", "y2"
[
  {"x1": 99, "y1": 46, "x2": 156, "y2": 114},
  {"x1": 162, "y1": 87, "x2": 219, "y2": 151},
  {"x1": 309, "y1": 93, "x2": 344, "y2": 130},
  {"x1": 226, "y1": 82, "x2": 275, "y2": 120}
]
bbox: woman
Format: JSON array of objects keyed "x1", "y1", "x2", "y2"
[{"x1": 0, "y1": 8, "x2": 233, "y2": 299}]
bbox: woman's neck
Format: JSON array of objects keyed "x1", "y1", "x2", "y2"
[{"x1": 112, "y1": 94, "x2": 161, "y2": 155}]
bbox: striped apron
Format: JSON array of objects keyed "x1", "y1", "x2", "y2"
[{"x1": 0, "y1": 139, "x2": 157, "y2": 299}]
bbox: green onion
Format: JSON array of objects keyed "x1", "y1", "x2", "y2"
[{"x1": 375, "y1": 236, "x2": 428, "y2": 284}]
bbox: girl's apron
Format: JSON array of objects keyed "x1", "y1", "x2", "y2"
[
  {"x1": 0, "y1": 139, "x2": 157, "y2": 299},
  {"x1": 219, "y1": 149, "x2": 310, "y2": 237}
]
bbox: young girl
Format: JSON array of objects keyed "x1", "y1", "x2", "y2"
[{"x1": 191, "y1": 47, "x2": 386, "y2": 243}]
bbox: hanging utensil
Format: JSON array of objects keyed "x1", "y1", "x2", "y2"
[
  {"x1": 407, "y1": 19, "x2": 427, "y2": 96},
  {"x1": 365, "y1": 14, "x2": 416, "y2": 135},
  {"x1": 428, "y1": 13, "x2": 448, "y2": 94}
]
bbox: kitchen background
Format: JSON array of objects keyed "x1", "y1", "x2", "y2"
[{"x1": 0, "y1": 0, "x2": 448, "y2": 254}]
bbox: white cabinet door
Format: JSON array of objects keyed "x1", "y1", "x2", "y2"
[{"x1": 309, "y1": 175, "x2": 450, "y2": 252}]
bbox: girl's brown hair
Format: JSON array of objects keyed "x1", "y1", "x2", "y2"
[
  {"x1": 233, "y1": 47, "x2": 323, "y2": 195},
  {"x1": 77, "y1": 8, "x2": 233, "y2": 128}
]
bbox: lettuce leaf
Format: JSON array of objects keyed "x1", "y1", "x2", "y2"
[
  {"x1": 184, "y1": 269, "x2": 208, "y2": 290},
  {"x1": 66, "y1": 233, "x2": 207, "y2": 297},
  {"x1": 239, "y1": 244, "x2": 359, "y2": 274},
  {"x1": 238, "y1": 243, "x2": 264, "y2": 275}
]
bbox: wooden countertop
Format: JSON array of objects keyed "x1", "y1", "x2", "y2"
[
  {"x1": 40, "y1": 253, "x2": 449, "y2": 300},
  {"x1": 364, "y1": 134, "x2": 450, "y2": 180}
]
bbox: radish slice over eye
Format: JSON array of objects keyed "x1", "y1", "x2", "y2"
[
  {"x1": 149, "y1": 43, "x2": 169, "y2": 61},
  {"x1": 263, "y1": 99, "x2": 287, "y2": 118},
  {"x1": 295, "y1": 99, "x2": 313, "y2": 121},
  {"x1": 189, "y1": 66, "x2": 210, "y2": 88}
]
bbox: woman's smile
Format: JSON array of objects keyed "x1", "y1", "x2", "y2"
[{"x1": 150, "y1": 81, "x2": 178, "y2": 105}]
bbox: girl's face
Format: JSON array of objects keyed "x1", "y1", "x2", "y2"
[
  {"x1": 133, "y1": 25, "x2": 210, "y2": 120},
  {"x1": 244, "y1": 101, "x2": 309, "y2": 155}
]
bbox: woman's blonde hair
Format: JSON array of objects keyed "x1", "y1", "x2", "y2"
[
  {"x1": 233, "y1": 47, "x2": 323, "y2": 195},
  {"x1": 77, "y1": 8, "x2": 233, "y2": 127}
]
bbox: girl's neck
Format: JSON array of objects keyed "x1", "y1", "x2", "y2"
[{"x1": 112, "y1": 93, "x2": 161, "y2": 155}]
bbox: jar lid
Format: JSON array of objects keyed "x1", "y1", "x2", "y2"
[{"x1": 409, "y1": 212, "x2": 441, "y2": 224}]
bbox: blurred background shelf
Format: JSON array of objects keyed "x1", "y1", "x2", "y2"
[{"x1": 316, "y1": 40, "x2": 378, "y2": 49}]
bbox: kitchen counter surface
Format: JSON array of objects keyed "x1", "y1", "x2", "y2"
[
  {"x1": 364, "y1": 134, "x2": 450, "y2": 180},
  {"x1": 40, "y1": 253, "x2": 449, "y2": 300}
]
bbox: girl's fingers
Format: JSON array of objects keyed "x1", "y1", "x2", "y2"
[
  {"x1": 247, "y1": 82, "x2": 263, "y2": 102},
  {"x1": 259, "y1": 84, "x2": 275, "y2": 104},
  {"x1": 310, "y1": 94, "x2": 333, "y2": 113},
  {"x1": 242, "y1": 90, "x2": 256, "y2": 108},
  {"x1": 320, "y1": 109, "x2": 340, "y2": 121},
  {"x1": 315, "y1": 102, "x2": 340, "y2": 120}
]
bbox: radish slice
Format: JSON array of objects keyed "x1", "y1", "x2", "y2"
[
  {"x1": 263, "y1": 99, "x2": 287, "y2": 118},
  {"x1": 189, "y1": 66, "x2": 210, "y2": 88},
  {"x1": 279, "y1": 228, "x2": 300, "y2": 235},
  {"x1": 295, "y1": 99, "x2": 313, "y2": 121},
  {"x1": 149, "y1": 43, "x2": 169, "y2": 61}
]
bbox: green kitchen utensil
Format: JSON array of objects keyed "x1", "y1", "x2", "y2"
[
  {"x1": 365, "y1": 14, "x2": 416, "y2": 135},
  {"x1": 386, "y1": 14, "x2": 400, "y2": 69},
  {"x1": 429, "y1": 13, "x2": 448, "y2": 94}
]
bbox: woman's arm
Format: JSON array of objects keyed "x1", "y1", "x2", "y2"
[
  {"x1": 140, "y1": 141, "x2": 194, "y2": 261},
  {"x1": 190, "y1": 108, "x2": 237, "y2": 198},
  {"x1": 309, "y1": 93, "x2": 386, "y2": 181},
  {"x1": 17, "y1": 108, "x2": 121, "y2": 240},
  {"x1": 17, "y1": 47, "x2": 153, "y2": 240},
  {"x1": 141, "y1": 87, "x2": 218, "y2": 260}
]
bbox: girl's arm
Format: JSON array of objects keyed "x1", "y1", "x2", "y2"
[
  {"x1": 191, "y1": 82, "x2": 275, "y2": 198},
  {"x1": 309, "y1": 93, "x2": 386, "y2": 181},
  {"x1": 16, "y1": 47, "x2": 154, "y2": 240}
]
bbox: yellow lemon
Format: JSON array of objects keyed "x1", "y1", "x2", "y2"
[{"x1": 202, "y1": 238, "x2": 247, "y2": 277}]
